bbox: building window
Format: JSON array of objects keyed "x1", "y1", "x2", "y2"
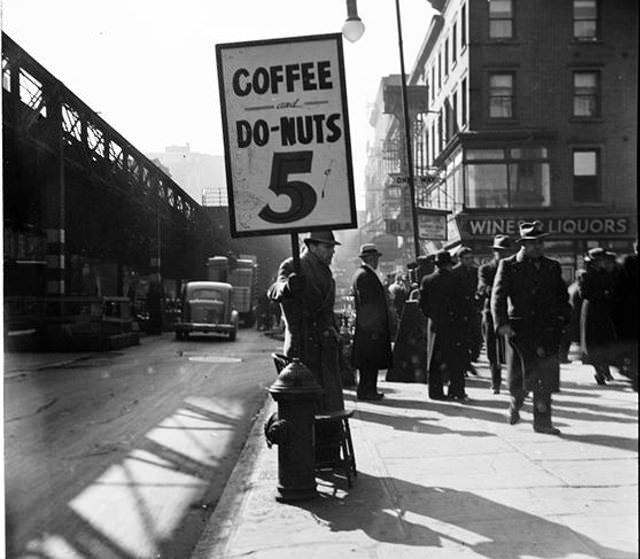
[
  {"x1": 489, "y1": 0, "x2": 513, "y2": 39},
  {"x1": 573, "y1": 0, "x2": 599, "y2": 41},
  {"x1": 461, "y1": 4, "x2": 467, "y2": 48},
  {"x1": 573, "y1": 148, "x2": 600, "y2": 202},
  {"x1": 489, "y1": 73, "x2": 514, "y2": 118},
  {"x1": 452, "y1": 23, "x2": 458, "y2": 64},
  {"x1": 465, "y1": 147, "x2": 550, "y2": 209},
  {"x1": 438, "y1": 109, "x2": 444, "y2": 151},
  {"x1": 431, "y1": 66, "x2": 435, "y2": 101},
  {"x1": 438, "y1": 49, "x2": 442, "y2": 90},
  {"x1": 573, "y1": 71, "x2": 600, "y2": 117},
  {"x1": 444, "y1": 37, "x2": 449, "y2": 78},
  {"x1": 452, "y1": 90, "x2": 458, "y2": 134},
  {"x1": 461, "y1": 77, "x2": 467, "y2": 126},
  {"x1": 431, "y1": 121, "x2": 436, "y2": 161}
]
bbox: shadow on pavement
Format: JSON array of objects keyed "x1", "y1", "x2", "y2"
[{"x1": 297, "y1": 473, "x2": 636, "y2": 558}]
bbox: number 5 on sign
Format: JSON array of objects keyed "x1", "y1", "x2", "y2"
[
  {"x1": 259, "y1": 152, "x2": 316, "y2": 224},
  {"x1": 216, "y1": 33, "x2": 357, "y2": 238}
]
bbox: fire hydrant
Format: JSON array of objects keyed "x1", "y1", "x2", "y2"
[{"x1": 265, "y1": 358, "x2": 323, "y2": 502}]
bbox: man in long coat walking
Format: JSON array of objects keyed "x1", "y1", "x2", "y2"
[
  {"x1": 351, "y1": 243, "x2": 393, "y2": 401},
  {"x1": 477, "y1": 234, "x2": 511, "y2": 393},
  {"x1": 420, "y1": 250, "x2": 468, "y2": 401},
  {"x1": 577, "y1": 247, "x2": 618, "y2": 385},
  {"x1": 492, "y1": 221, "x2": 570, "y2": 435}
]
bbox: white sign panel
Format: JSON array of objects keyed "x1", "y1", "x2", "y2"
[{"x1": 216, "y1": 34, "x2": 356, "y2": 237}]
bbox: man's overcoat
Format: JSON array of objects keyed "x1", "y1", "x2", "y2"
[
  {"x1": 268, "y1": 251, "x2": 343, "y2": 412},
  {"x1": 577, "y1": 264, "x2": 617, "y2": 365},
  {"x1": 351, "y1": 265, "x2": 393, "y2": 370},
  {"x1": 477, "y1": 258, "x2": 506, "y2": 365},
  {"x1": 491, "y1": 252, "x2": 570, "y2": 392},
  {"x1": 419, "y1": 268, "x2": 466, "y2": 372}
]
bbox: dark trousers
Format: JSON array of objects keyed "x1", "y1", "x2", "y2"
[
  {"x1": 507, "y1": 341, "x2": 554, "y2": 428},
  {"x1": 357, "y1": 361, "x2": 380, "y2": 397},
  {"x1": 428, "y1": 339, "x2": 466, "y2": 399},
  {"x1": 482, "y1": 311, "x2": 503, "y2": 388}
]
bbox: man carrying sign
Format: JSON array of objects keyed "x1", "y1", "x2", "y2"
[{"x1": 268, "y1": 230, "x2": 344, "y2": 413}]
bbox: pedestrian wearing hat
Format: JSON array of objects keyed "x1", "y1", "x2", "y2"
[
  {"x1": 577, "y1": 247, "x2": 618, "y2": 385},
  {"x1": 491, "y1": 221, "x2": 570, "y2": 435},
  {"x1": 477, "y1": 235, "x2": 512, "y2": 393},
  {"x1": 611, "y1": 240, "x2": 638, "y2": 390},
  {"x1": 453, "y1": 246, "x2": 483, "y2": 376},
  {"x1": 268, "y1": 230, "x2": 345, "y2": 412},
  {"x1": 350, "y1": 243, "x2": 393, "y2": 400},
  {"x1": 419, "y1": 250, "x2": 469, "y2": 401}
]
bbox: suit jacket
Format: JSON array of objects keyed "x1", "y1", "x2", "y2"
[{"x1": 351, "y1": 265, "x2": 393, "y2": 369}]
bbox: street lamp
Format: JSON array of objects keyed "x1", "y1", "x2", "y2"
[
  {"x1": 342, "y1": 0, "x2": 365, "y2": 42},
  {"x1": 343, "y1": 0, "x2": 424, "y2": 259}
]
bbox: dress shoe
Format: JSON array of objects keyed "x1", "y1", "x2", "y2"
[
  {"x1": 594, "y1": 374, "x2": 606, "y2": 385},
  {"x1": 507, "y1": 407, "x2": 520, "y2": 425},
  {"x1": 451, "y1": 394, "x2": 469, "y2": 403},
  {"x1": 357, "y1": 393, "x2": 383, "y2": 401},
  {"x1": 604, "y1": 370, "x2": 614, "y2": 381},
  {"x1": 492, "y1": 387, "x2": 500, "y2": 394},
  {"x1": 429, "y1": 394, "x2": 448, "y2": 401},
  {"x1": 533, "y1": 424, "x2": 561, "y2": 435},
  {"x1": 468, "y1": 364, "x2": 479, "y2": 376}
]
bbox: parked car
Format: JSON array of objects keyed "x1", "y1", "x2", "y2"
[{"x1": 174, "y1": 281, "x2": 239, "y2": 341}]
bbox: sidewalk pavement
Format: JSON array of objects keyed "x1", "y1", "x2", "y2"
[{"x1": 192, "y1": 359, "x2": 638, "y2": 559}]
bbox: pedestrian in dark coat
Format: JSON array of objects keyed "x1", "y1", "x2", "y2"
[
  {"x1": 477, "y1": 234, "x2": 511, "y2": 393},
  {"x1": 577, "y1": 247, "x2": 618, "y2": 385},
  {"x1": 491, "y1": 221, "x2": 570, "y2": 435},
  {"x1": 388, "y1": 273, "x2": 409, "y2": 324},
  {"x1": 419, "y1": 250, "x2": 468, "y2": 401},
  {"x1": 453, "y1": 246, "x2": 483, "y2": 375},
  {"x1": 612, "y1": 241, "x2": 638, "y2": 390},
  {"x1": 351, "y1": 243, "x2": 393, "y2": 400},
  {"x1": 268, "y1": 230, "x2": 344, "y2": 413}
]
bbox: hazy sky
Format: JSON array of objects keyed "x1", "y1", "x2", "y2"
[{"x1": 1, "y1": 0, "x2": 436, "y2": 205}]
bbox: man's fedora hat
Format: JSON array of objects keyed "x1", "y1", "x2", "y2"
[
  {"x1": 516, "y1": 220, "x2": 549, "y2": 242},
  {"x1": 434, "y1": 250, "x2": 453, "y2": 267},
  {"x1": 491, "y1": 234, "x2": 511, "y2": 250},
  {"x1": 358, "y1": 243, "x2": 382, "y2": 258},
  {"x1": 303, "y1": 230, "x2": 341, "y2": 246},
  {"x1": 584, "y1": 247, "x2": 606, "y2": 262}
]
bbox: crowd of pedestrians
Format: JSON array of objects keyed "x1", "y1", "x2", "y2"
[{"x1": 267, "y1": 225, "x2": 637, "y2": 442}]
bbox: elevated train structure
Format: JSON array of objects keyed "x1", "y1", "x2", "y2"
[{"x1": 2, "y1": 33, "x2": 218, "y2": 350}]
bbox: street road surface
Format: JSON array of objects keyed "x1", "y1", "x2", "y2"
[{"x1": 4, "y1": 329, "x2": 283, "y2": 559}]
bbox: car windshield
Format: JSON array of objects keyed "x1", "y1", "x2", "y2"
[{"x1": 190, "y1": 288, "x2": 224, "y2": 301}]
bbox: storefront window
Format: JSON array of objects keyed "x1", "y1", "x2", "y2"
[
  {"x1": 466, "y1": 164, "x2": 509, "y2": 207},
  {"x1": 464, "y1": 147, "x2": 550, "y2": 209},
  {"x1": 508, "y1": 161, "x2": 550, "y2": 206}
]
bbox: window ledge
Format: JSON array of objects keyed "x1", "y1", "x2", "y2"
[
  {"x1": 486, "y1": 39, "x2": 520, "y2": 45},
  {"x1": 571, "y1": 201, "x2": 605, "y2": 207},
  {"x1": 570, "y1": 39, "x2": 603, "y2": 46},
  {"x1": 569, "y1": 116, "x2": 604, "y2": 123},
  {"x1": 486, "y1": 118, "x2": 520, "y2": 125}
]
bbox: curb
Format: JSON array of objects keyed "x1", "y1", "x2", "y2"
[{"x1": 190, "y1": 393, "x2": 276, "y2": 559}]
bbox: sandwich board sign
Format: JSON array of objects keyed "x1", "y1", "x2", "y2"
[{"x1": 216, "y1": 34, "x2": 357, "y2": 237}]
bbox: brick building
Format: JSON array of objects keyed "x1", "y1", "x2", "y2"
[{"x1": 372, "y1": 0, "x2": 637, "y2": 281}]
